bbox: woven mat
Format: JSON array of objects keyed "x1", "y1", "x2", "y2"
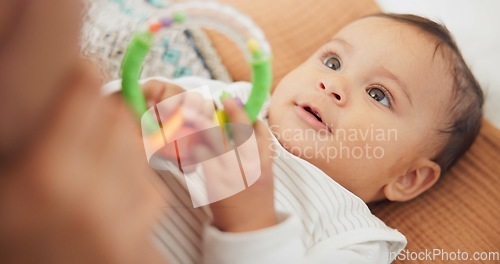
[{"x1": 81, "y1": 0, "x2": 231, "y2": 82}]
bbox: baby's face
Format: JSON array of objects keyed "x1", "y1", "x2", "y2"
[{"x1": 268, "y1": 17, "x2": 453, "y2": 202}]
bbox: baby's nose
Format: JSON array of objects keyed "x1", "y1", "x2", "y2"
[{"x1": 317, "y1": 80, "x2": 347, "y2": 106}]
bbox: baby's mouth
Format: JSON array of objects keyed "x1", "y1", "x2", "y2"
[
  {"x1": 303, "y1": 106, "x2": 323, "y2": 123},
  {"x1": 299, "y1": 104, "x2": 333, "y2": 133}
]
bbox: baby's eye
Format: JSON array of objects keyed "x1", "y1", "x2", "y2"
[
  {"x1": 367, "y1": 86, "x2": 391, "y2": 108},
  {"x1": 323, "y1": 55, "x2": 341, "y2": 71}
]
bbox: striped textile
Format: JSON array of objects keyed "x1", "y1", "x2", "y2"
[{"x1": 153, "y1": 143, "x2": 404, "y2": 263}]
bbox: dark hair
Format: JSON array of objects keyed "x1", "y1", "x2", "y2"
[{"x1": 368, "y1": 13, "x2": 484, "y2": 177}]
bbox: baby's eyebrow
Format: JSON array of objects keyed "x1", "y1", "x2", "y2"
[
  {"x1": 377, "y1": 66, "x2": 413, "y2": 107},
  {"x1": 330, "y1": 37, "x2": 353, "y2": 53}
]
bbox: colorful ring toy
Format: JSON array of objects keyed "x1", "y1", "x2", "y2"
[{"x1": 120, "y1": 1, "x2": 272, "y2": 136}]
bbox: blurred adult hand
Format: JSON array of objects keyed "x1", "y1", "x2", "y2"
[{"x1": 0, "y1": 65, "x2": 167, "y2": 264}]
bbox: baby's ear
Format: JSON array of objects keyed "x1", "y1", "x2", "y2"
[{"x1": 383, "y1": 159, "x2": 441, "y2": 202}]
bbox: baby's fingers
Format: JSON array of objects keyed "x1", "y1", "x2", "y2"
[
  {"x1": 142, "y1": 80, "x2": 184, "y2": 108},
  {"x1": 222, "y1": 98, "x2": 254, "y2": 146},
  {"x1": 221, "y1": 98, "x2": 271, "y2": 153},
  {"x1": 222, "y1": 98, "x2": 250, "y2": 125},
  {"x1": 182, "y1": 92, "x2": 214, "y2": 124}
]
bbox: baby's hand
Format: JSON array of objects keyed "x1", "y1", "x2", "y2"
[
  {"x1": 193, "y1": 98, "x2": 277, "y2": 232},
  {"x1": 142, "y1": 79, "x2": 215, "y2": 134},
  {"x1": 142, "y1": 81, "x2": 216, "y2": 166},
  {"x1": 141, "y1": 79, "x2": 186, "y2": 108}
]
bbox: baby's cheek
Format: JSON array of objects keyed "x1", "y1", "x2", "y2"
[
  {"x1": 375, "y1": 130, "x2": 420, "y2": 170},
  {"x1": 324, "y1": 125, "x2": 398, "y2": 171}
]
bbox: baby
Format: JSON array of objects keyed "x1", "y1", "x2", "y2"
[{"x1": 103, "y1": 12, "x2": 484, "y2": 264}]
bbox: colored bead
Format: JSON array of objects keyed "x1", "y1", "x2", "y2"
[
  {"x1": 214, "y1": 109, "x2": 227, "y2": 124},
  {"x1": 220, "y1": 91, "x2": 233, "y2": 101},
  {"x1": 173, "y1": 12, "x2": 187, "y2": 23},
  {"x1": 247, "y1": 38, "x2": 260, "y2": 53},
  {"x1": 160, "y1": 17, "x2": 174, "y2": 27},
  {"x1": 234, "y1": 97, "x2": 244, "y2": 107},
  {"x1": 149, "y1": 22, "x2": 162, "y2": 33}
]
